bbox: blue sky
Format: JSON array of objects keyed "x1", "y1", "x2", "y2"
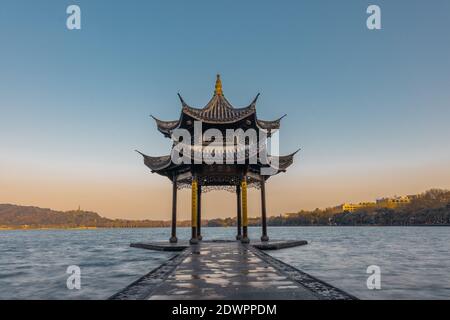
[{"x1": 1, "y1": 1, "x2": 450, "y2": 219}]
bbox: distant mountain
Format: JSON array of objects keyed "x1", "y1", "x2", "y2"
[
  {"x1": 2, "y1": 189, "x2": 450, "y2": 229},
  {"x1": 0, "y1": 204, "x2": 181, "y2": 229}
]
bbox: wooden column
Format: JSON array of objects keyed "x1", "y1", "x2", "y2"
[
  {"x1": 170, "y1": 175, "x2": 178, "y2": 243},
  {"x1": 190, "y1": 177, "x2": 199, "y2": 245},
  {"x1": 260, "y1": 177, "x2": 269, "y2": 242},
  {"x1": 197, "y1": 184, "x2": 202, "y2": 240},
  {"x1": 236, "y1": 184, "x2": 242, "y2": 240},
  {"x1": 241, "y1": 178, "x2": 250, "y2": 243}
]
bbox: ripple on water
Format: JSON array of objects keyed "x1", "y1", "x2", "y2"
[{"x1": 0, "y1": 227, "x2": 449, "y2": 299}]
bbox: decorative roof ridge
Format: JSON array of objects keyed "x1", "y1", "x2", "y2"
[
  {"x1": 178, "y1": 92, "x2": 258, "y2": 111},
  {"x1": 267, "y1": 148, "x2": 301, "y2": 159},
  {"x1": 264, "y1": 149, "x2": 301, "y2": 172},
  {"x1": 135, "y1": 150, "x2": 172, "y2": 160},
  {"x1": 177, "y1": 93, "x2": 188, "y2": 107},
  {"x1": 257, "y1": 113, "x2": 287, "y2": 123},
  {"x1": 150, "y1": 115, "x2": 179, "y2": 125},
  {"x1": 178, "y1": 76, "x2": 259, "y2": 111},
  {"x1": 150, "y1": 115, "x2": 180, "y2": 138},
  {"x1": 256, "y1": 114, "x2": 287, "y2": 131},
  {"x1": 135, "y1": 150, "x2": 173, "y2": 171}
]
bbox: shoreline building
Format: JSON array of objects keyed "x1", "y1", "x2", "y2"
[
  {"x1": 376, "y1": 196, "x2": 411, "y2": 209},
  {"x1": 340, "y1": 196, "x2": 413, "y2": 213},
  {"x1": 137, "y1": 75, "x2": 298, "y2": 244},
  {"x1": 341, "y1": 202, "x2": 376, "y2": 213}
]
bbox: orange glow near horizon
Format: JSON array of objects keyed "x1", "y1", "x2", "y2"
[{"x1": 2, "y1": 158, "x2": 450, "y2": 221}]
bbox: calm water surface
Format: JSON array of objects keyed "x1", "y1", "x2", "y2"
[{"x1": 0, "y1": 227, "x2": 449, "y2": 299}]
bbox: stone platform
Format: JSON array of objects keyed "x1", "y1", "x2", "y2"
[
  {"x1": 130, "y1": 239, "x2": 308, "y2": 252},
  {"x1": 111, "y1": 241, "x2": 356, "y2": 300}
]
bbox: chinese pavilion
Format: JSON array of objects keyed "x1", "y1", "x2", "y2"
[{"x1": 138, "y1": 75, "x2": 298, "y2": 244}]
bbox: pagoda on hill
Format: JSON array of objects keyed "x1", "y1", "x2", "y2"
[{"x1": 138, "y1": 75, "x2": 299, "y2": 244}]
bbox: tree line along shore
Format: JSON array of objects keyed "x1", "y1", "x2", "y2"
[{"x1": 1, "y1": 189, "x2": 449, "y2": 230}]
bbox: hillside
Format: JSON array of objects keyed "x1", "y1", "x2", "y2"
[
  {"x1": 268, "y1": 189, "x2": 450, "y2": 226},
  {"x1": 0, "y1": 204, "x2": 177, "y2": 229},
  {"x1": 208, "y1": 189, "x2": 450, "y2": 227},
  {"x1": 2, "y1": 189, "x2": 450, "y2": 229}
]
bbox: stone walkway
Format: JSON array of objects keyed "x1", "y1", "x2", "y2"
[
  {"x1": 148, "y1": 242, "x2": 318, "y2": 300},
  {"x1": 111, "y1": 241, "x2": 356, "y2": 300}
]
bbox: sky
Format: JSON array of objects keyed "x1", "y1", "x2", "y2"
[{"x1": 1, "y1": 0, "x2": 450, "y2": 220}]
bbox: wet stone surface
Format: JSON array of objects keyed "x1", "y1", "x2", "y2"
[
  {"x1": 112, "y1": 241, "x2": 356, "y2": 300},
  {"x1": 148, "y1": 242, "x2": 318, "y2": 300}
]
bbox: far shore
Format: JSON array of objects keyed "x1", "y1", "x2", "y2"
[
  {"x1": 1, "y1": 224, "x2": 449, "y2": 231},
  {"x1": 0, "y1": 226, "x2": 98, "y2": 231}
]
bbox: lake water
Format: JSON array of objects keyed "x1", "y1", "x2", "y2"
[{"x1": 0, "y1": 227, "x2": 449, "y2": 300}]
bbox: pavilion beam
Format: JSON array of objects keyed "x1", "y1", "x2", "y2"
[
  {"x1": 241, "y1": 178, "x2": 250, "y2": 243},
  {"x1": 190, "y1": 177, "x2": 199, "y2": 245},
  {"x1": 170, "y1": 175, "x2": 178, "y2": 243},
  {"x1": 176, "y1": 171, "x2": 192, "y2": 182},
  {"x1": 260, "y1": 177, "x2": 269, "y2": 242},
  {"x1": 247, "y1": 171, "x2": 262, "y2": 182},
  {"x1": 236, "y1": 184, "x2": 242, "y2": 240},
  {"x1": 197, "y1": 184, "x2": 202, "y2": 240}
]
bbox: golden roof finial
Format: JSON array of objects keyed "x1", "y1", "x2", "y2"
[{"x1": 215, "y1": 74, "x2": 223, "y2": 96}]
